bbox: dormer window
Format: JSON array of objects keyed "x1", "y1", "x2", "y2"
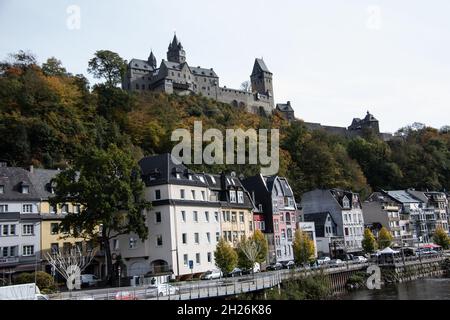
[
  {"x1": 237, "y1": 191, "x2": 244, "y2": 204},
  {"x1": 342, "y1": 196, "x2": 350, "y2": 209},
  {"x1": 20, "y1": 182, "x2": 29, "y2": 194},
  {"x1": 230, "y1": 191, "x2": 237, "y2": 203},
  {"x1": 0, "y1": 185, "x2": 4, "y2": 194},
  {"x1": 210, "y1": 175, "x2": 216, "y2": 184},
  {"x1": 176, "y1": 173, "x2": 181, "y2": 179},
  {"x1": 188, "y1": 174, "x2": 193, "y2": 180}
]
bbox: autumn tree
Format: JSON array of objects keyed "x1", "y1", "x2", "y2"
[
  {"x1": 377, "y1": 227, "x2": 393, "y2": 249},
  {"x1": 88, "y1": 50, "x2": 126, "y2": 87},
  {"x1": 214, "y1": 238, "x2": 238, "y2": 274},
  {"x1": 253, "y1": 230, "x2": 268, "y2": 264},
  {"x1": 49, "y1": 144, "x2": 151, "y2": 284},
  {"x1": 293, "y1": 229, "x2": 315, "y2": 266},
  {"x1": 433, "y1": 226, "x2": 450, "y2": 250},
  {"x1": 362, "y1": 228, "x2": 377, "y2": 253}
]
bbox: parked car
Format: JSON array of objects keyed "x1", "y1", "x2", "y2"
[
  {"x1": 316, "y1": 257, "x2": 331, "y2": 265},
  {"x1": 353, "y1": 256, "x2": 368, "y2": 263},
  {"x1": 328, "y1": 259, "x2": 344, "y2": 267},
  {"x1": 148, "y1": 284, "x2": 180, "y2": 297},
  {"x1": 266, "y1": 262, "x2": 283, "y2": 271},
  {"x1": 282, "y1": 261, "x2": 296, "y2": 269},
  {"x1": 80, "y1": 274, "x2": 100, "y2": 287},
  {"x1": 242, "y1": 263, "x2": 261, "y2": 275},
  {"x1": 226, "y1": 268, "x2": 243, "y2": 277},
  {"x1": 201, "y1": 269, "x2": 223, "y2": 280},
  {"x1": 115, "y1": 291, "x2": 136, "y2": 300}
]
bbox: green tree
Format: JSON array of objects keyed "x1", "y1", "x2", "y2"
[
  {"x1": 88, "y1": 50, "x2": 126, "y2": 87},
  {"x1": 433, "y1": 226, "x2": 450, "y2": 250},
  {"x1": 377, "y1": 227, "x2": 393, "y2": 249},
  {"x1": 14, "y1": 272, "x2": 57, "y2": 294},
  {"x1": 214, "y1": 238, "x2": 238, "y2": 274},
  {"x1": 42, "y1": 57, "x2": 67, "y2": 76},
  {"x1": 253, "y1": 230, "x2": 268, "y2": 264},
  {"x1": 49, "y1": 144, "x2": 151, "y2": 284},
  {"x1": 293, "y1": 229, "x2": 315, "y2": 265},
  {"x1": 362, "y1": 228, "x2": 378, "y2": 253},
  {"x1": 236, "y1": 237, "x2": 256, "y2": 271}
]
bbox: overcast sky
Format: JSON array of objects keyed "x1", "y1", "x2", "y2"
[{"x1": 1, "y1": 0, "x2": 449, "y2": 133}]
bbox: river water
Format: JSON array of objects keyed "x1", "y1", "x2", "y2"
[{"x1": 341, "y1": 278, "x2": 450, "y2": 300}]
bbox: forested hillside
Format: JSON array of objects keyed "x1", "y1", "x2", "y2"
[{"x1": 1, "y1": 51, "x2": 449, "y2": 200}]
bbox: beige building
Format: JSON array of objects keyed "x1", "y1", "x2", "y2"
[{"x1": 203, "y1": 173, "x2": 255, "y2": 247}]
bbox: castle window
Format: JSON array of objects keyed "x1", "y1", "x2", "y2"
[
  {"x1": 136, "y1": 84, "x2": 139, "y2": 90},
  {"x1": 172, "y1": 72, "x2": 174, "y2": 76},
  {"x1": 141, "y1": 84, "x2": 145, "y2": 90}
]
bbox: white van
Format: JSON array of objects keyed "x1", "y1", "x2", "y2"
[
  {"x1": 201, "y1": 269, "x2": 223, "y2": 280},
  {"x1": 80, "y1": 274, "x2": 100, "y2": 287}
]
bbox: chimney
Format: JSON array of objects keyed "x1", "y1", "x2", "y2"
[{"x1": 287, "y1": 101, "x2": 291, "y2": 106}]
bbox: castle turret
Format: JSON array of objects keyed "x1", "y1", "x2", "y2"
[
  {"x1": 148, "y1": 51, "x2": 157, "y2": 68},
  {"x1": 167, "y1": 34, "x2": 186, "y2": 64},
  {"x1": 250, "y1": 58, "x2": 274, "y2": 107}
]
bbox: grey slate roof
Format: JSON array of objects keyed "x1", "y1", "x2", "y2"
[
  {"x1": 0, "y1": 167, "x2": 40, "y2": 201},
  {"x1": 139, "y1": 153, "x2": 207, "y2": 187},
  {"x1": 385, "y1": 190, "x2": 422, "y2": 204},
  {"x1": 191, "y1": 66, "x2": 217, "y2": 78},
  {"x1": 28, "y1": 168, "x2": 60, "y2": 199},
  {"x1": 276, "y1": 102, "x2": 294, "y2": 112},
  {"x1": 254, "y1": 58, "x2": 271, "y2": 73},
  {"x1": 303, "y1": 212, "x2": 335, "y2": 237},
  {"x1": 129, "y1": 59, "x2": 155, "y2": 71},
  {"x1": 202, "y1": 173, "x2": 253, "y2": 209}
]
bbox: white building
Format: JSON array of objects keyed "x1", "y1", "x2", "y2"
[
  {"x1": 301, "y1": 189, "x2": 365, "y2": 254},
  {"x1": 0, "y1": 165, "x2": 41, "y2": 277},
  {"x1": 112, "y1": 154, "x2": 221, "y2": 278}
]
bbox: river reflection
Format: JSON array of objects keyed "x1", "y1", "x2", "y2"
[{"x1": 341, "y1": 278, "x2": 450, "y2": 300}]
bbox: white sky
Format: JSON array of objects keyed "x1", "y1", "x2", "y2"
[{"x1": 1, "y1": 0, "x2": 449, "y2": 132}]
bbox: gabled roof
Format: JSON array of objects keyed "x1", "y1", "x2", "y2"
[
  {"x1": 28, "y1": 168, "x2": 61, "y2": 199},
  {"x1": 191, "y1": 66, "x2": 217, "y2": 78},
  {"x1": 129, "y1": 59, "x2": 155, "y2": 71},
  {"x1": 138, "y1": 154, "x2": 207, "y2": 187},
  {"x1": 303, "y1": 212, "x2": 336, "y2": 237},
  {"x1": 276, "y1": 102, "x2": 293, "y2": 112},
  {"x1": 0, "y1": 167, "x2": 40, "y2": 201}
]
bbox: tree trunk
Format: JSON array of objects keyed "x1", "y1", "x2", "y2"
[{"x1": 102, "y1": 228, "x2": 114, "y2": 285}]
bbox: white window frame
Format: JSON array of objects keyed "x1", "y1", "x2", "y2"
[
  {"x1": 230, "y1": 191, "x2": 237, "y2": 203},
  {"x1": 237, "y1": 191, "x2": 244, "y2": 204},
  {"x1": 22, "y1": 204, "x2": 33, "y2": 213},
  {"x1": 22, "y1": 245, "x2": 34, "y2": 256},
  {"x1": 22, "y1": 224, "x2": 34, "y2": 236}
]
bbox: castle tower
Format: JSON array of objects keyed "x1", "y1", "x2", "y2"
[
  {"x1": 250, "y1": 58, "x2": 274, "y2": 106},
  {"x1": 148, "y1": 51, "x2": 157, "y2": 68},
  {"x1": 167, "y1": 34, "x2": 186, "y2": 64}
]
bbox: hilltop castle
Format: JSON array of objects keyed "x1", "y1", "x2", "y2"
[
  {"x1": 123, "y1": 34, "x2": 392, "y2": 140},
  {"x1": 122, "y1": 34, "x2": 274, "y2": 115}
]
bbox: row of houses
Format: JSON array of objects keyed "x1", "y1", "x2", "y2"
[
  {"x1": 300, "y1": 189, "x2": 450, "y2": 258},
  {"x1": 1, "y1": 155, "x2": 449, "y2": 281}
]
